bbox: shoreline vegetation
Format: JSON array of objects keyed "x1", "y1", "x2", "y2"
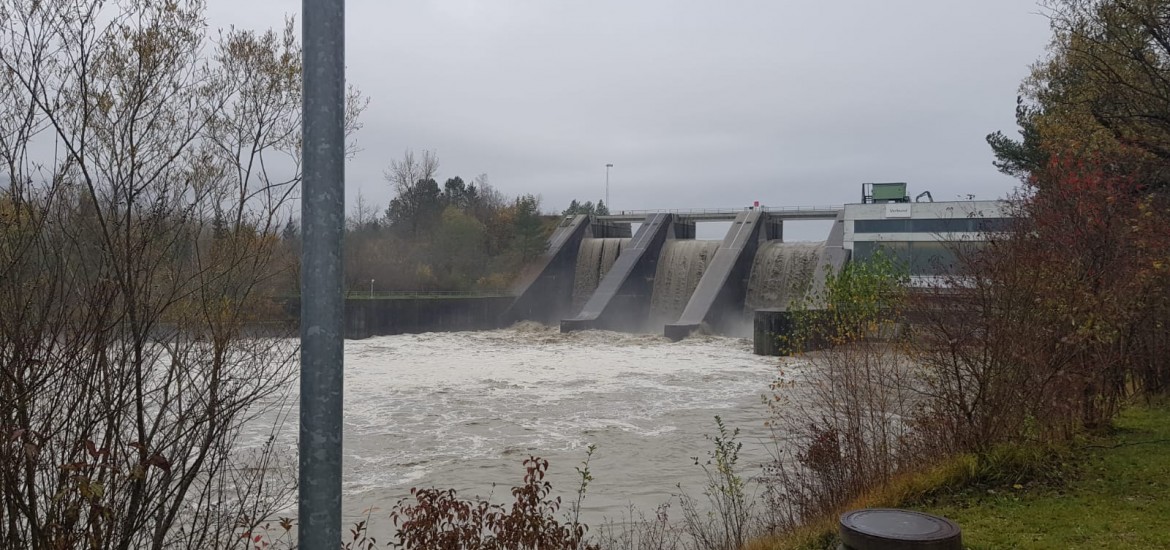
[{"x1": 751, "y1": 401, "x2": 1170, "y2": 550}]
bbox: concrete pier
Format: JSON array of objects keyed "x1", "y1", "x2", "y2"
[
  {"x1": 753, "y1": 309, "x2": 793, "y2": 355},
  {"x1": 500, "y1": 215, "x2": 592, "y2": 325},
  {"x1": 561, "y1": 213, "x2": 676, "y2": 332},
  {"x1": 664, "y1": 210, "x2": 766, "y2": 340}
]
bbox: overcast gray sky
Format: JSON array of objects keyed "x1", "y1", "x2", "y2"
[{"x1": 208, "y1": 0, "x2": 1050, "y2": 234}]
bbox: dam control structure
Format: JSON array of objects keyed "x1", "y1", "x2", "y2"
[
  {"x1": 500, "y1": 205, "x2": 845, "y2": 339},
  {"x1": 502, "y1": 183, "x2": 1011, "y2": 342},
  {"x1": 329, "y1": 184, "x2": 1009, "y2": 352},
  {"x1": 313, "y1": 185, "x2": 1009, "y2": 350}
]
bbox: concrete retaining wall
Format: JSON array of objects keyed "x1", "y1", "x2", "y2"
[
  {"x1": 754, "y1": 309, "x2": 795, "y2": 356},
  {"x1": 284, "y1": 296, "x2": 514, "y2": 339},
  {"x1": 753, "y1": 309, "x2": 834, "y2": 356}
]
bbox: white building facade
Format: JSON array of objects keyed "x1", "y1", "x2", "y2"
[{"x1": 842, "y1": 200, "x2": 1012, "y2": 280}]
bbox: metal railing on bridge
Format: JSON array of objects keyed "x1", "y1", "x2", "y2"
[
  {"x1": 761, "y1": 204, "x2": 843, "y2": 213},
  {"x1": 596, "y1": 204, "x2": 843, "y2": 221}
]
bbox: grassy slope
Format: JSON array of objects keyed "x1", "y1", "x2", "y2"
[
  {"x1": 929, "y1": 405, "x2": 1170, "y2": 549},
  {"x1": 752, "y1": 403, "x2": 1170, "y2": 550}
]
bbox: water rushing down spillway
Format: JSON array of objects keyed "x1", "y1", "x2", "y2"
[
  {"x1": 573, "y1": 236, "x2": 826, "y2": 325},
  {"x1": 649, "y1": 240, "x2": 721, "y2": 324},
  {"x1": 249, "y1": 326, "x2": 798, "y2": 535},
  {"x1": 746, "y1": 241, "x2": 825, "y2": 311},
  {"x1": 573, "y1": 238, "x2": 630, "y2": 311}
]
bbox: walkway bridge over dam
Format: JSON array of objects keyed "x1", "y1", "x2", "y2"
[{"x1": 501, "y1": 206, "x2": 850, "y2": 340}]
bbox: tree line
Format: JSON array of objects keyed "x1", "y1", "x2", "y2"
[
  {"x1": 277, "y1": 147, "x2": 613, "y2": 295},
  {"x1": 980, "y1": 0, "x2": 1170, "y2": 426},
  {"x1": 293, "y1": 149, "x2": 556, "y2": 294}
]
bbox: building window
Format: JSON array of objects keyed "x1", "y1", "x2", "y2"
[
  {"x1": 972, "y1": 218, "x2": 1012, "y2": 232},
  {"x1": 852, "y1": 218, "x2": 1012, "y2": 234},
  {"x1": 854, "y1": 219, "x2": 911, "y2": 234},
  {"x1": 911, "y1": 218, "x2": 965, "y2": 234},
  {"x1": 908, "y1": 241, "x2": 959, "y2": 275},
  {"x1": 852, "y1": 241, "x2": 910, "y2": 266},
  {"x1": 852, "y1": 240, "x2": 986, "y2": 275}
]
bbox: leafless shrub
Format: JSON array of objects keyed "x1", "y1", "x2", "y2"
[
  {"x1": 0, "y1": 1, "x2": 363, "y2": 548},
  {"x1": 593, "y1": 503, "x2": 682, "y2": 550},
  {"x1": 763, "y1": 340, "x2": 921, "y2": 533},
  {"x1": 761, "y1": 251, "x2": 923, "y2": 532},
  {"x1": 676, "y1": 417, "x2": 760, "y2": 550}
]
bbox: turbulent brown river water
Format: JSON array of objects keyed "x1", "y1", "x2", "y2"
[{"x1": 256, "y1": 324, "x2": 804, "y2": 536}]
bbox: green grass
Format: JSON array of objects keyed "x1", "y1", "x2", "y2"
[
  {"x1": 924, "y1": 404, "x2": 1170, "y2": 549},
  {"x1": 748, "y1": 402, "x2": 1170, "y2": 550}
]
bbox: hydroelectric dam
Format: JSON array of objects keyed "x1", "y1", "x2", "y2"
[
  {"x1": 501, "y1": 206, "x2": 850, "y2": 340},
  {"x1": 326, "y1": 185, "x2": 1005, "y2": 345}
]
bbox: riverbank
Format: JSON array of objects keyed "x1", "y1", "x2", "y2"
[{"x1": 751, "y1": 401, "x2": 1170, "y2": 549}]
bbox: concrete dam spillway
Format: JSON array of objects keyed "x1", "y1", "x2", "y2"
[
  {"x1": 745, "y1": 241, "x2": 825, "y2": 311},
  {"x1": 574, "y1": 238, "x2": 727, "y2": 324},
  {"x1": 573, "y1": 238, "x2": 630, "y2": 311},
  {"x1": 503, "y1": 210, "x2": 848, "y2": 338},
  {"x1": 650, "y1": 240, "x2": 721, "y2": 325}
]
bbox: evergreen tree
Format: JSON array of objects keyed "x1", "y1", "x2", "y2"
[
  {"x1": 513, "y1": 194, "x2": 548, "y2": 261},
  {"x1": 562, "y1": 198, "x2": 609, "y2": 216}
]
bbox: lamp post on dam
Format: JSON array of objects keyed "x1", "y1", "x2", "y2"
[{"x1": 606, "y1": 163, "x2": 613, "y2": 209}]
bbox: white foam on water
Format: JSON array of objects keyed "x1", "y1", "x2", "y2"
[{"x1": 246, "y1": 325, "x2": 804, "y2": 535}]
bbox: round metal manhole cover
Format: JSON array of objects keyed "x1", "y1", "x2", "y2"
[{"x1": 839, "y1": 508, "x2": 962, "y2": 550}]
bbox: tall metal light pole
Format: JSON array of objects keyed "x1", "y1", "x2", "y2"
[
  {"x1": 300, "y1": 0, "x2": 345, "y2": 548},
  {"x1": 605, "y1": 163, "x2": 613, "y2": 209}
]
